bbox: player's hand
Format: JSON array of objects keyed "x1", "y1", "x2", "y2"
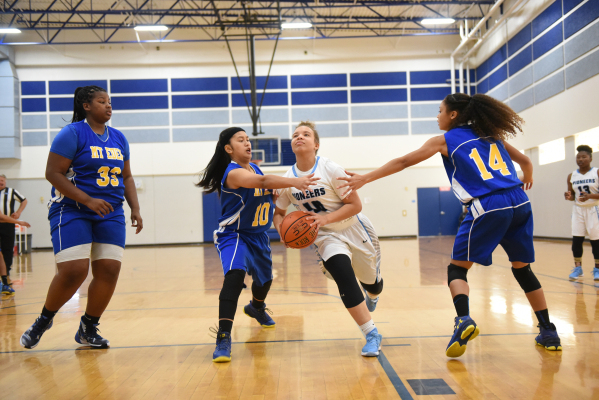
[
  {"x1": 518, "y1": 175, "x2": 533, "y2": 190},
  {"x1": 579, "y1": 193, "x2": 591, "y2": 202},
  {"x1": 337, "y1": 171, "x2": 366, "y2": 197},
  {"x1": 275, "y1": 223, "x2": 290, "y2": 248},
  {"x1": 85, "y1": 197, "x2": 114, "y2": 218},
  {"x1": 294, "y1": 173, "x2": 320, "y2": 191},
  {"x1": 17, "y1": 220, "x2": 31, "y2": 228},
  {"x1": 131, "y1": 209, "x2": 143, "y2": 234},
  {"x1": 305, "y1": 211, "x2": 328, "y2": 229},
  {"x1": 565, "y1": 191, "x2": 573, "y2": 200},
  {"x1": 271, "y1": 189, "x2": 280, "y2": 205},
  {"x1": 11, "y1": 212, "x2": 20, "y2": 219}
]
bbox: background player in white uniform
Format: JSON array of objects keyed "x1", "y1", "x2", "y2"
[
  {"x1": 273, "y1": 121, "x2": 384, "y2": 357},
  {"x1": 565, "y1": 145, "x2": 599, "y2": 281}
]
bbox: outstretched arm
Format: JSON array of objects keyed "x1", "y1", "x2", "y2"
[
  {"x1": 226, "y1": 169, "x2": 319, "y2": 191},
  {"x1": 337, "y1": 134, "x2": 447, "y2": 195}
]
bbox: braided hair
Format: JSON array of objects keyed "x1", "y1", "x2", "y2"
[
  {"x1": 197, "y1": 127, "x2": 245, "y2": 195},
  {"x1": 443, "y1": 93, "x2": 524, "y2": 142},
  {"x1": 71, "y1": 85, "x2": 107, "y2": 123}
]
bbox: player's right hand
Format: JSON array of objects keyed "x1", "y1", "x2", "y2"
[
  {"x1": 564, "y1": 191, "x2": 573, "y2": 200},
  {"x1": 294, "y1": 173, "x2": 320, "y2": 191},
  {"x1": 86, "y1": 198, "x2": 114, "y2": 218},
  {"x1": 17, "y1": 221, "x2": 31, "y2": 228}
]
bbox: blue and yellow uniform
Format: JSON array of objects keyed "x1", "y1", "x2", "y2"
[
  {"x1": 48, "y1": 120, "x2": 130, "y2": 254},
  {"x1": 214, "y1": 162, "x2": 274, "y2": 285},
  {"x1": 443, "y1": 125, "x2": 533, "y2": 266}
]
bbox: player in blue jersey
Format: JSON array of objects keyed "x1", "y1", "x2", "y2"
[
  {"x1": 198, "y1": 127, "x2": 319, "y2": 363},
  {"x1": 20, "y1": 85, "x2": 143, "y2": 349},
  {"x1": 338, "y1": 93, "x2": 561, "y2": 357}
]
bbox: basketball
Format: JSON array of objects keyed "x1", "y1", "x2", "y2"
[{"x1": 280, "y1": 211, "x2": 319, "y2": 249}]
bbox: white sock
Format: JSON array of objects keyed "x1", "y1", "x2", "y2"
[{"x1": 359, "y1": 319, "x2": 376, "y2": 335}]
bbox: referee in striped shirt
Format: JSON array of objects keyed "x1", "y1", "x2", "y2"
[{"x1": 0, "y1": 174, "x2": 28, "y2": 279}]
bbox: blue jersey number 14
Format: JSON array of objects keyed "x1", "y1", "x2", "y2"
[{"x1": 469, "y1": 144, "x2": 511, "y2": 180}]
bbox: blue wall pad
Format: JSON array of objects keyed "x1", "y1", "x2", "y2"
[
  {"x1": 49, "y1": 97, "x2": 74, "y2": 112},
  {"x1": 352, "y1": 104, "x2": 408, "y2": 120},
  {"x1": 173, "y1": 127, "x2": 224, "y2": 142},
  {"x1": 351, "y1": 89, "x2": 407, "y2": 103},
  {"x1": 508, "y1": 24, "x2": 532, "y2": 57},
  {"x1": 49, "y1": 80, "x2": 107, "y2": 95},
  {"x1": 172, "y1": 94, "x2": 227, "y2": 109},
  {"x1": 488, "y1": 65, "x2": 508, "y2": 91},
  {"x1": 410, "y1": 70, "x2": 451, "y2": 85},
  {"x1": 21, "y1": 98, "x2": 46, "y2": 112},
  {"x1": 110, "y1": 79, "x2": 168, "y2": 93},
  {"x1": 564, "y1": 0, "x2": 599, "y2": 39},
  {"x1": 21, "y1": 81, "x2": 46, "y2": 95},
  {"x1": 291, "y1": 91, "x2": 347, "y2": 105},
  {"x1": 238, "y1": 125, "x2": 289, "y2": 139},
  {"x1": 534, "y1": 71, "x2": 565, "y2": 104},
  {"x1": 292, "y1": 106, "x2": 348, "y2": 122},
  {"x1": 350, "y1": 72, "x2": 406, "y2": 87},
  {"x1": 509, "y1": 67, "x2": 533, "y2": 96},
  {"x1": 411, "y1": 103, "x2": 439, "y2": 119},
  {"x1": 172, "y1": 110, "x2": 229, "y2": 126},
  {"x1": 112, "y1": 95, "x2": 169, "y2": 110},
  {"x1": 110, "y1": 112, "x2": 170, "y2": 127},
  {"x1": 291, "y1": 74, "x2": 347, "y2": 89},
  {"x1": 509, "y1": 46, "x2": 532, "y2": 76},
  {"x1": 172, "y1": 77, "x2": 228, "y2": 92},
  {"x1": 22, "y1": 114, "x2": 47, "y2": 130},
  {"x1": 476, "y1": 60, "x2": 489, "y2": 83},
  {"x1": 565, "y1": 20, "x2": 599, "y2": 63},
  {"x1": 231, "y1": 75, "x2": 287, "y2": 90},
  {"x1": 477, "y1": 78, "x2": 489, "y2": 94},
  {"x1": 407, "y1": 379, "x2": 455, "y2": 396},
  {"x1": 352, "y1": 121, "x2": 408, "y2": 136},
  {"x1": 232, "y1": 92, "x2": 287, "y2": 107},
  {"x1": 412, "y1": 120, "x2": 441, "y2": 135},
  {"x1": 564, "y1": 0, "x2": 584, "y2": 15},
  {"x1": 488, "y1": 82, "x2": 508, "y2": 101},
  {"x1": 315, "y1": 123, "x2": 349, "y2": 137},
  {"x1": 534, "y1": 46, "x2": 564, "y2": 81},
  {"x1": 233, "y1": 108, "x2": 288, "y2": 124},
  {"x1": 533, "y1": 23, "x2": 563, "y2": 60},
  {"x1": 49, "y1": 114, "x2": 71, "y2": 129},
  {"x1": 410, "y1": 87, "x2": 451, "y2": 101},
  {"x1": 533, "y1": 1, "x2": 563, "y2": 38},
  {"x1": 50, "y1": 130, "x2": 60, "y2": 143},
  {"x1": 486, "y1": 45, "x2": 508, "y2": 74},
  {"x1": 566, "y1": 48, "x2": 599, "y2": 88},
  {"x1": 121, "y1": 128, "x2": 170, "y2": 143},
  {"x1": 22, "y1": 131, "x2": 47, "y2": 146}
]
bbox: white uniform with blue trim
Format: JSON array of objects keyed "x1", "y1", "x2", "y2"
[
  {"x1": 276, "y1": 156, "x2": 381, "y2": 284},
  {"x1": 571, "y1": 167, "x2": 599, "y2": 240}
]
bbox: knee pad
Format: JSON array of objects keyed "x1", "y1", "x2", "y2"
[
  {"x1": 219, "y1": 269, "x2": 246, "y2": 302},
  {"x1": 251, "y1": 279, "x2": 272, "y2": 300},
  {"x1": 572, "y1": 236, "x2": 585, "y2": 259},
  {"x1": 360, "y1": 278, "x2": 384, "y2": 296},
  {"x1": 324, "y1": 254, "x2": 364, "y2": 309},
  {"x1": 447, "y1": 263, "x2": 468, "y2": 286},
  {"x1": 512, "y1": 264, "x2": 541, "y2": 293}
]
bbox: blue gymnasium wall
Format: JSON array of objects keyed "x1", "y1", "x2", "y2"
[
  {"x1": 19, "y1": 69, "x2": 476, "y2": 164},
  {"x1": 474, "y1": 0, "x2": 599, "y2": 113}
]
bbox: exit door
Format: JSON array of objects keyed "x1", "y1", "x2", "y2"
[{"x1": 417, "y1": 187, "x2": 463, "y2": 236}]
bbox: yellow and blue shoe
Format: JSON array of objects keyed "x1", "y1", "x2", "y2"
[
  {"x1": 535, "y1": 323, "x2": 562, "y2": 351},
  {"x1": 445, "y1": 316, "x2": 479, "y2": 358},
  {"x1": 1, "y1": 284, "x2": 15, "y2": 295},
  {"x1": 243, "y1": 301, "x2": 275, "y2": 328},
  {"x1": 212, "y1": 329, "x2": 232, "y2": 363}
]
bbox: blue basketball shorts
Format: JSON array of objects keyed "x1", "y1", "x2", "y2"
[
  {"x1": 452, "y1": 187, "x2": 534, "y2": 266},
  {"x1": 48, "y1": 203, "x2": 126, "y2": 255},
  {"x1": 214, "y1": 228, "x2": 273, "y2": 286}
]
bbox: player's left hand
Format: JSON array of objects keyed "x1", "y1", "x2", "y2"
[
  {"x1": 337, "y1": 171, "x2": 366, "y2": 197},
  {"x1": 131, "y1": 209, "x2": 143, "y2": 234},
  {"x1": 579, "y1": 193, "x2": 591, "y2": 202},
  {"x1": 305, "y1": 211, "x2": 328, "y2": 229},
  {"x1": 11, "y1": 212, "x2": 20, "y2": 219},
  {"x1": 518, "y1": 175, "x2": 533, "y2": 190}
]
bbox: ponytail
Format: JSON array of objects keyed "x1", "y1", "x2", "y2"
[
  {"x1": 71, "y1": 85, "x2": 107, "y2": 123},
  {"x1": 443, "y1": 93, "x2": 524, "y2": 142},
  {"x1": 197, "y1": 127, "x2": 245, "y2": 194}
]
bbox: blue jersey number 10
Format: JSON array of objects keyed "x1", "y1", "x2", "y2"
[
  {"x1": 469, "y1": 144, "x2": 511, "y2": 180},
  {"x1": 252, "y1": 203, "x2": 271, "y2": 227}
]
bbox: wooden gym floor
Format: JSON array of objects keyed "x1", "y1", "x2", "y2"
[{"x1": 1, "y1": 237, "x2": 598, "y2": 399}]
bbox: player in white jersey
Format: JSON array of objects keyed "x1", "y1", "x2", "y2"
[
  {"x1": 273, "y1": 121, "x2": 384, "y2": 357},
  {"x1": 565, "y1": 145, "x2": 599, "y2": 281}
]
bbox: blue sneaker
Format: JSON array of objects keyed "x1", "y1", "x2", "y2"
[
  {"x1": 1, "y1": 284, "x2": 15, "y2": 295},
  {"x1": 569, "y1": 266, "x2": 583, "y2": 280},
  {"x1": 75, "y1": 317, "x2": 110, "y2": 348},
  {"x1": 243, "y1": 301, "x2": 275, "y2": 328},
  {"x1": 20, "y1": 316, "x2": 53, "y2": 349},
  {"x1": 212, "y1": 329, "x2": 232, "y2": 363},
  {"x1": 594, "y1": 268, "x2": 599, "y2": 281},
  {"x1": 536, "y1": 323, "x2": 562, "y2": 351},
  {"x1": 361, "y1": 328, "x2": 382, "y2": 356},
  {"x1": 446, "y1": 316, "x2": 479, "y2": 358},
  {"x1": 363, "y1": 288, "x2": 379, "y2": 312}
]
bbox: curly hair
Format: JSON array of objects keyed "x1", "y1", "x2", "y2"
[
  {"x1": 577, "y1": 144, "x2": 593, "y2": 155},
  {"x1": 443, "y1": 93, "x2": 524, "y2": 142},
  {"x1": 71, "y1": 85, "x2": 107, "y2": 123}
]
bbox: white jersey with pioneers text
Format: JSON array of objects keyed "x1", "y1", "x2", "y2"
[{"x1": 571, "y1": 167, "x2": 599, "y2": 207}]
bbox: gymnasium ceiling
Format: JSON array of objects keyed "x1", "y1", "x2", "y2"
[{"x1": 0, "y1": 0, "x2": 496, "y2": 45}]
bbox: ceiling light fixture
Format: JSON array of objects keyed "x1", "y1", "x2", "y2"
[
  {"x1": 281, "y1": 22, "x2": 313, "y2": 29},
  {"x1": 134, "y1": 25, "x2": 168, "y2": 31},
  {"x1": 421, "y1": 18, "x2": 455, "y2": 25},
  {"x1": 0, "y1": 28, "x2": 22, "y2": 34}
]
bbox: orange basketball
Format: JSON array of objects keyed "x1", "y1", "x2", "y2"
[{"x1": 280, "y1": 211, "x2": 319, "y2": 249}]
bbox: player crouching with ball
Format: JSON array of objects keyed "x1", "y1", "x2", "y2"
[{"x1": 273, "y1": 121, "x2": 385, "y2": 357}]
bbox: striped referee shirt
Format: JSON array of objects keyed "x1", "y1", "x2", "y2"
[{"x1": 0, "y1": 188, "x2": 26, "y2": 216}]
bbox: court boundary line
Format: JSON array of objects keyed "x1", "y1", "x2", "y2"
[{"x1": 378, "y1": 350, "x2": 414, "y2": 400}]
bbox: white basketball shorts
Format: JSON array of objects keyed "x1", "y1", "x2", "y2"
[{"x1": 572, "y1": 205, "x2": 599, "y2": 240}]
